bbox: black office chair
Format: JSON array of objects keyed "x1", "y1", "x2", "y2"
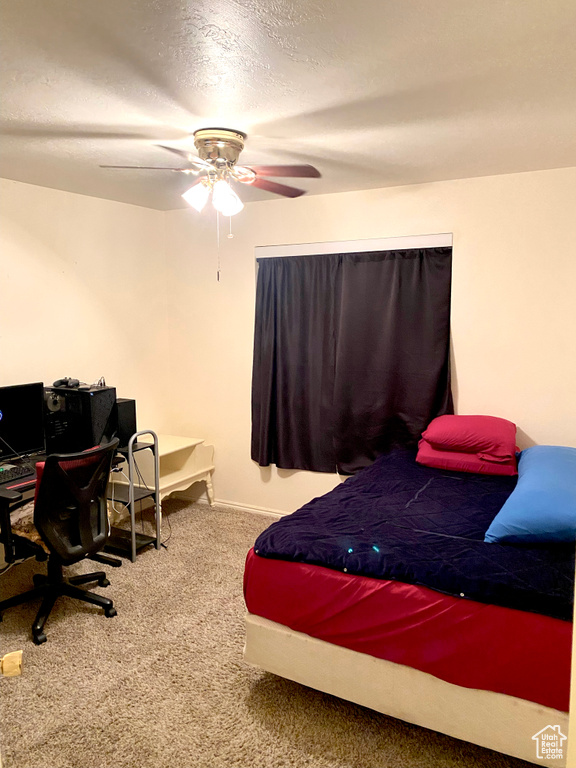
[{"x1": 0, "y1": 439, "x2": 119, "y2": 644}]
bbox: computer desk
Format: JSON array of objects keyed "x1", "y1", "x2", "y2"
[
  {"x1": 0, "y1": 478, "x2": 42, "y2": 565},
  {"x1": 0, "y1": 469, "x2": 123, "y2": 569}
]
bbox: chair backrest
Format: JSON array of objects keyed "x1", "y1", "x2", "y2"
[{"x1": 34, "y1": 439, "x2": 119, "y2": 564}]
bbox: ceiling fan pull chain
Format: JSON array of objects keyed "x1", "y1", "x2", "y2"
[
  {"x1": 216, "y1": 210, "x2": 221, "y2": 282},
  {"x1": 228, "y1": 216, "x2": 234, "y2": 239}
]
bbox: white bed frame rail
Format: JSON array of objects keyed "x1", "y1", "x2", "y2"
[{"x1": 244, "y1": 613, "x2": 568, "y2": 766}]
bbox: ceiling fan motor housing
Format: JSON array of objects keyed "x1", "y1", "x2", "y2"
[{"x1": 193, "y1": 128, "x2": 246, "y2": 166}]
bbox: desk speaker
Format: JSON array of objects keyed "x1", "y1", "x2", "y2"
[{"x1": 115, "y1": 398, "x2": 137, "y2": 448}]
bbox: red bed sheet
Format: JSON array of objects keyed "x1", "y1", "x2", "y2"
[{"x1": 244, "y1": 548, "x2": 571, "y2": 712}]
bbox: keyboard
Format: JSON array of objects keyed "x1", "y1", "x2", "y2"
[{"x1": 0, "y1": 464, "x2": 35, "y2": 485}]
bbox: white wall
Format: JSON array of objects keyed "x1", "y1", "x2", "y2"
[
  {"x1": 0, "y1": 178, "x2": 170, "y2": 431},
  {"x1": 2, "y1": 168, "x2": 575, "y2": 515},
  {"x1": 163, "y1": 165, "x2": 576, "y2": 513}
]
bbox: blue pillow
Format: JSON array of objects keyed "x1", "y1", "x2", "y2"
[{"x1": 484, "y1": 445, "x2": 576, "y2": 543}]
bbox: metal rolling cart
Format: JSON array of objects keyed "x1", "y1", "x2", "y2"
[{"x1": 106, "y1": 430, "x2": 161, "y2": 562}]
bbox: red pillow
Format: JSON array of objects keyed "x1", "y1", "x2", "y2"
[
  {"x1": 421, "y1": 415, "x2": 516, "y2": 460},
  {"x1": 416, "y1": 440, "x2": 517, "y2": 476}
]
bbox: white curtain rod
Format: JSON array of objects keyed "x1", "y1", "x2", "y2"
[{"x1": 255, "y1": 233, "x2": 453, "y2": 259}]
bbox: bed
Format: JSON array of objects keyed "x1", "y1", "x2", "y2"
[{"x1": 243, "y1": 448, "x2": 573, "y2": 766}]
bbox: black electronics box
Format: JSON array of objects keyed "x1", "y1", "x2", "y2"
[
  {"x1": 44, "y1": 386, "x2": 117, "y2": 454},
  {"x1": 115, "y1": 398, "x2": 137, "y2": 449}
]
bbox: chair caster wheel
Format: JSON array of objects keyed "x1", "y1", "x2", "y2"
[
  {"x1": 33, "y1": 632, "x2": 47, "y2": 645},
  {"x1": 98, "y1": 578, "x2": 110, "y2": 588},
  {"x1": 104, "y1": 607, "x2": 117, "y2": 618}
]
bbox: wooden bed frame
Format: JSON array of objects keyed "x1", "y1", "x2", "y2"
[{"x1": 244, "y1": 613, "x2": 568, "y2": 766}]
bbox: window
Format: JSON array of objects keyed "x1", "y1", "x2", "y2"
[{"x1": 252, "y1": 235, "x2": 453, "y2": 473}]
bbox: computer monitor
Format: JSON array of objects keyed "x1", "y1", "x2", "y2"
[{"x1": 0, "y1": 382, "x2": 45, "y2": 461}]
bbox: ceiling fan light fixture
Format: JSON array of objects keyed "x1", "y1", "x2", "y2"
[
  {"x1": 102, "y1": 128, "x2": 320, "y2": 212},
  {"x1": 182, "y1": 179, "x2": 211, "y2": 211},
  {"x1": 212, "y1": 179, "x2": 244, "y2": 216}
]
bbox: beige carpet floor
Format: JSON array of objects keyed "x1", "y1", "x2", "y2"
[{"x1": 0, "y1": 501, "x2": 530, "y2": 768}]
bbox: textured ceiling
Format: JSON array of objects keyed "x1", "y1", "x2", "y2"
[{"x1": 1, "y1": 0, "x2": 575, "y2": 210}]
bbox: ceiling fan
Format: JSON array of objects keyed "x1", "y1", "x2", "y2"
[{"x1": 100, "y1": 127, "x2": 321, "y2": 215}]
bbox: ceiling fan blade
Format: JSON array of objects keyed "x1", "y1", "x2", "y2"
[
  {"x1": 250, "y1": 177, "x2": 307, "y2": 198},
  {"x1": 245, "y1": 164, "x2": 321, "y2": 178},
  {"x1": 156, "y1": 144, "x2": 210, "y2": 169},
  {"x1": 100, "y1": 165, "x2": 189, "y2": 171}
]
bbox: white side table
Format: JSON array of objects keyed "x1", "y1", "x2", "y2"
[
  {"x1": 114, "y1": 434, "x2": 215, "y2": 505},
  {"x1": 107, "y1": 434, "x2": 215, "y2": 561}
]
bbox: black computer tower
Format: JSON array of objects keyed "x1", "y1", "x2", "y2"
[{"x1": 44, "y1": 386, "x2": 117, "y2": 454}]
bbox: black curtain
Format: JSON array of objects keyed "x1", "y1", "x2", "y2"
[{"x1": 251, "y1": 247, "x2": 453, "y2": 473}]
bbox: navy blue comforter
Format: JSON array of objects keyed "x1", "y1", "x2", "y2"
[{"x1": 254, "y1": 450, "x2": 574, "y2": 621}]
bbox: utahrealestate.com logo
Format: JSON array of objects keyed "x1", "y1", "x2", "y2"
[{"x1": 532, "y1": 725, "x2": 567, "y2": 760}]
